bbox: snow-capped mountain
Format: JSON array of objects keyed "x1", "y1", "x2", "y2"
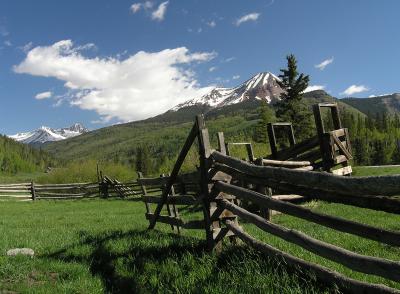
[
  {"x1": 172, "y1": 72, "x2": 284, "y2": 111},
  {"x1": 9, "y1": 123, "x2": 88, "y2": 145}
]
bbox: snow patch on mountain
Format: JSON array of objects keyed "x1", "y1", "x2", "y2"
[
  {"x1": 9, "y1": 123, "x2": 88, "y2": 144},
  {"x1": 172, "y1": 72, "x2": 284, "y2": 111}
]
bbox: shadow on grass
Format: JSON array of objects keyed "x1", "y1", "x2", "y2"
[{"x1": 45, "y1": 229, "x2": 332, "y2": 294}]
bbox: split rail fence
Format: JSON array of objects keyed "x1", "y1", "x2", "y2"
[
  {"x1": 0, "y1": 177, "x2": 141, "y2": 201},
  {"x1": 143, "y1": 114, "x2": 400, "y2": 294}
]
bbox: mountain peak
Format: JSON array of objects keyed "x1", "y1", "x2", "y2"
[
  {"x1": 9, "y1": 123, "x2": 88, "y2": 145},
  {"x1": 172, "y1": 71, "x2": 283, "y2": 111}
]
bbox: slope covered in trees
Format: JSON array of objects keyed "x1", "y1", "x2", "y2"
[{"x1": 0, "y1": 135, "x2": 55, "y2": 174}]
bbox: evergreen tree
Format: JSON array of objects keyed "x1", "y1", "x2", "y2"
[
  {"x1": 275, "y1": 54, "x2": 313, "y2": 139},
  {"x1": 135, "y1": 146, "x2": 151, "y2": 175},
  {"x1": 253, "y1": 100, "x2": 275, "y2": 143}
]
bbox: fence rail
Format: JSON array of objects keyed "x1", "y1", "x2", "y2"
[
  {"x1": 0, "y1": 177, "x2": 141, "y2": 201},
  {"x1": 142, "y1": 114, "x2": 400, "y2": 294}
]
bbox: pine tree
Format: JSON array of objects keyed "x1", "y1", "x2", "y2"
[
  {"x1": 136, "y1": 146, "x2": 151, "y2": 175},
  {"x1": 253, "y1": 100, "x2": 275, "y2": 143},
  {"x1": 275, "y1": 54, "x2": 313, "y2": 139}
]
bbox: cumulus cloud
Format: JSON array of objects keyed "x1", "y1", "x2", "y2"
[
  {"x1": 235, "y1": 13, "x2": 260, "y2": 26},
  {"x1": 304, "y1": 85, "x2": 325, "y2": 93},
  {"x1": 35, "y1": 91, "x2": 53, "y2": 100},
  {"x1": 341, "y1": 85, "x2": 369, "y2": 96},
  {"x1": 151, "y1": 1, "x2": 169, "y2": 21},
  {"x1": 232, "y1": 75, "x2": 240, "y2": 80},
  {"x1": 209, "y1": 66, "x2": 217, "y2": 72},
  {"x1": 14, "y1": 40, "x2": 216, "y2": 122},
  {"x1": 315, "y1": 57, "x2": 334, "y2": 70}
]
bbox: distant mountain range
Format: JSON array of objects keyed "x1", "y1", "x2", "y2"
[
  {"x1": 172, "y1": 72, "x2": 283, "y2": 110},
  {"x1": 342, "y1": 93, "x2": 400, "y2": 117},
  {"x1": 9, "y1": 123, "x2": 88, "y2": 145}
]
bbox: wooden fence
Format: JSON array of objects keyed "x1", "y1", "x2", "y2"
[
  {"x1": 144, "y1": 114, "x2": 400, "y2": 294},
  {"x1": 0, "y1": 176, "x2": 141, "y2": 201}
]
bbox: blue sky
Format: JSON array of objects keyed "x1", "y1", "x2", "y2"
[{"x1": 1, "y1": 0, "x2": 400, "y2": 134}]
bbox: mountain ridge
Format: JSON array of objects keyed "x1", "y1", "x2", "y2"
[{"x1": 9, "y1": 123, "x2": 88, "y2": 145}]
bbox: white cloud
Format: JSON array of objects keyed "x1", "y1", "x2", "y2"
[
  {"x1": 35, "y1": 91, "x2": 52, "y2": 100},
  {"x1": 304, "y1": 85, "x2": 325, "y2": 93},
  {"x1": 151, "y1": 1, "x2": 169, "y2": 21},
  {"x1": 130, "y1": 3, "x2": 142, "y2": 13},
  {"x1": 209, "y1": 66, "x2": 217, "y2": 72},
  {"x1": 207, "y1": 20, "x2": 216, "y2": 28},
  {"x1": 235, "y1": 13, "x2": 260, "y2": 26},
  {"x1": 315, "y1": 57, "x2": 334, "y2": 70},
  {"x1": 232, "y1": 75, "x2": 240, "y2": 80},
  {"x1": 14, "y1": 40, "x2": 216, "y2": 122},
  {"x1": 4, "y1": 40, "x2": 11, "y2": 47},
  {"x1": 341, "y1": 85, "x2": 369, "y2": 96}
]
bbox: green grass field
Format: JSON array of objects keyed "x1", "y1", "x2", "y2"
[{"x1": 1, "y1": 166, "x2": 400, "y2": 293}]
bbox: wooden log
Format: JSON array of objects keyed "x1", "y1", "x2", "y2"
[
  {"x1": 293, "y1": 166, "x2": 314, "y2": 171},
  {"x1": 37, "y1": 196, "x2": 86, "y2": 199},
  {"x1": 0, "y1": 189, "x2": 31, "y2": 193},
  {"x1": 31, "y1": 181, "x2": 36, "y2": 201},
  {"x1": 212, "y1": 151, "x2": 400, "y2": 197},
  {"x1": 34, "y1": 182, "x2": 95, "y2": 187},
  {"x1": 272, "y1": 195, "x2": 304, "y2": 201},
  {"x1": 142, "y1": 195, "x2": 196, "y2": 205},
  {"x1": 146, "y1": 213, "x2": 184, "y2": 227},
  {"x1": 332, "y1": 166, "x2": 352, "y2": 176},
  {"x1": 0, "y1": 195, "x2": 32, "y2": 198},
  {"x1": 273, "y1": 136, "x2": 320, "y2": 161},
  {"x1": 214, "y1": 180, "x2": 400, "y2": 247},
  {"x1": 220, "y1": 200, "x2": 400, "y2": 282},
  {"x1": 261, "y1": 159, "x2": 311, "y2": 167},
  {"x1": 213, "y1": 163, "x2": 400, "y2": 215},
  {"x1": 224, "y1": 221, "x2": 399, "y2": 294},
  {"x1": 137, "y1": 177, "x2": 170, "y2": 186},
  {"x1": 182, "y1": 220, "x2": 205, "y2": 229},
  {"x1": 36, "y1": 192, "x2": 89, "y2": 197},
  {"x1": 148, "y1": 121, "x2": 199, "y2": 229}
]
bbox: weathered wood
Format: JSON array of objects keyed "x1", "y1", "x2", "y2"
[
  {"x1": 146, "y1": 213, "x2": 184, "y2": 227},
  {"x1": 217, "y1": 132, "x2": 227, "y2": 155},
  {"x1": 142, "y1": 195, "x2": 196, "y2": 205},
  {"x1": 293, "y1": 166, "x2": 314, "y2": 171},
  {"x1": 332, "y1": 166, "x2": 353, "y2": 176},
  {"x1": 148, "y1": 121, "x2": 199, "y2": 229},
  {"x1": 221, "y1": 200, "x2": 400, "y2": 282},
  {"x1": 215, "y1": 180, "x2": 400, "y2": 247},
  {"x1": 272, "y1": 194, "x2": 304, "y2": 201},
  {"x1": 332, "y1": 133, "x2": 352, "y2": 160},
  {"x1": 34, "y1": 182, "x2": 95, "y2": 187},
  {"x1": 212, "y1": 151, "x2": 400, "y2": 197},
  {"x1": 0, "y1": 189, "x2": 31, "y2": 193},
  {"x1": 31, "y1": 181, "x2": 36, "y2": 201},
  {"x1": 261, "y1": 159, "x2": 311, "y2": 167},
  {"x1": 197, "y1": 115, "x2": 216, "y2": 250},
  {"x1": 36, "y1": 192, "x2": 89, "y2": 197},
  {"x1": 224, "y1": 221, "x2": 399, "y2": 294},
  {"x1": 272, "y1": 136, "x2": 320, "y2": 161},
  {"x1": 137, "y1": 177, "x2": 170, "y2": 186},
  {"x1": 0, "y1": 195, "x2": 32, "y2": 198}
]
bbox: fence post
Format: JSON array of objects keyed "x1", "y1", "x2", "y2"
[
  {"x1": 255, "y1": 158, "x2": 271, "y2": 221},
  {"x1": 196, "y1": 115, "x2": 217, "y2": 251},
  {"x1": 31, "y1": 181, "x2": 36, "y2": 201}
]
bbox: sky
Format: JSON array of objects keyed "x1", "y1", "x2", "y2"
[{"x1": 1, "y1": 0, "x2": 400, "y2": 134}]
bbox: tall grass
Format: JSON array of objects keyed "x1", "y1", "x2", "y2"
[{"x1": 36, "y1": 160, "x2": 135, "y2": 184}]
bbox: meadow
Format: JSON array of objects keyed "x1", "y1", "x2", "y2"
[{"x1": 1, "y1": 165, "x2": 400, "y2": 293}]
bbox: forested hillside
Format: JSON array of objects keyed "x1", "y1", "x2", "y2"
[
  {"x1": 0, "y1": 135, "x2": 55, "y2": 174},
  {"x1": 43, "y1": 90, "x2": 364, "y2": 175}
]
